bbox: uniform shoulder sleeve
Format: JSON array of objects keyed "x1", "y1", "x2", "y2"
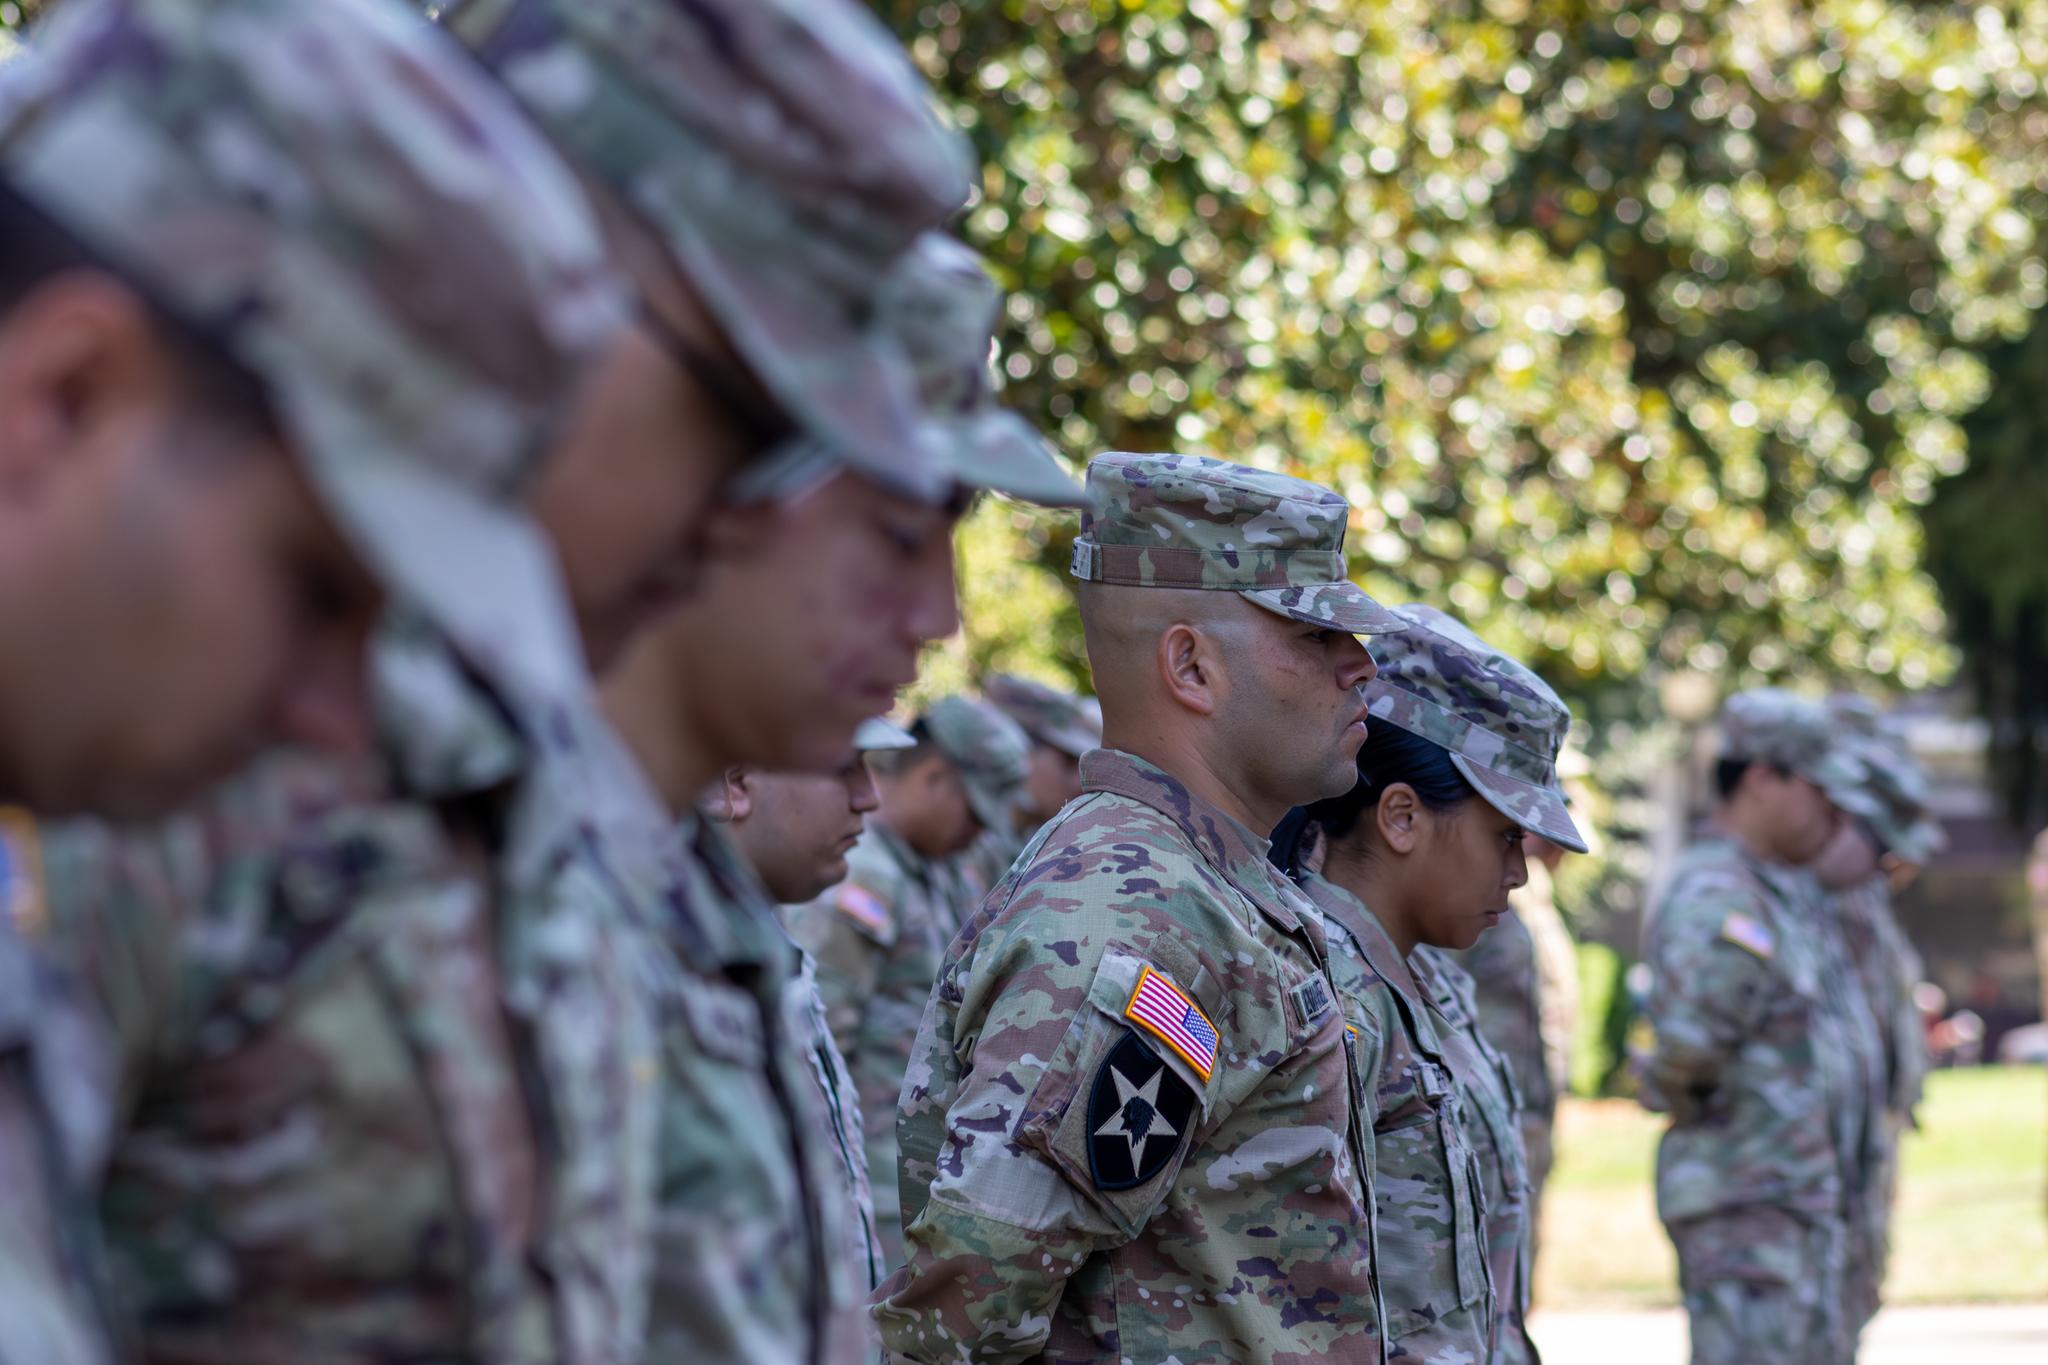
[
  {"x1": 1638, "y1": 861, "x2": 1780, "y2": 1111},
  {"x1": 879, "y1": 801, "x2": 1269, "y2": 1363}
]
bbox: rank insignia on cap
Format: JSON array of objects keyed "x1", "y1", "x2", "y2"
[
  {"x1": 1125, "y1": 966, "x2": 1219, "y2": 1082},
  {"x1": 1087, "y1": 1029, "x2": 1198, "y2": 1191},
  {"x1": 833, "y1": 884, "x2": 891, "y2": 938},
  {"x1": 1719, "y1": 911, "x2": 1775, "y2": 960}
]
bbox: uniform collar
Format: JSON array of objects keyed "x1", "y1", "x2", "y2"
[
  {"x1": 1300, "y1": 873, "x2": 1426, "y2": 1004},
  {"x1": 1080, "y1": 748, "x2": 1301, "y2": 932}
]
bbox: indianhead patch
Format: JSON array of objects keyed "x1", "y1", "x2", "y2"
[{"x1": 1087, "y1": 1029, "x2": 1198, "y2": 1191}]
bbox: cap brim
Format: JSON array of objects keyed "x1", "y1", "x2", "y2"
[
  {"x1": 1033, "y1": 722, "x2": 1100, "y2": 760},
  {"x1": 1243, "y1": 582, "x2": 1410, "y2": 635},
  {"x1": 938, "y1": 411, "x2": 1088, "y2": 508},
  {"x1": 1449, "y1": 752, "x2": 1591, "y2": 855},
  {"x1": 652, "y1": 199, "x2": 955, "y2": 505},
  {"x1": 289, "y1": 377, "x2": 586, "y2": 702},
  {"x1": 853, "y1": 717, "x2": 916, "y2": 751},
  {"x1": 1803, "y1": 752, "x2": 1883, "y2": 820}
]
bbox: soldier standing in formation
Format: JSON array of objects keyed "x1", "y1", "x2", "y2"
[
  {"x1": 1811, "y1": 700, "x2": 1945, "y2": 1356},
  {"x1": 0, "y1": 1, "x2": 1975, "y2": 1363},
  {"x1": 0, "y1": 0, "x2": 629, "y2": 1359},
  {"x1": 1273, "y1": 605, "x2": 1587, "y2": 1365},
  {"x1": 787, "y1": 695, "x2": 1032, "y2": 1273},
  {"x1": 1639, "y1": 689, "x2": 1891, "y2": 1365},
  {"x1": 1448, "y1": 825, "x2": 1581, "y2": 1278},
  {"x1": 875, "y1": 451, "x2": 1400, "y2": 1362}
]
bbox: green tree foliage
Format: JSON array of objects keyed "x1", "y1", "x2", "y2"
[
  {"x1": 1926, "y1": 318, "x2": 2048, "y2": 824},
  {"x1": 883, "y1": 0, "x2": 2048, "y2": 923}
]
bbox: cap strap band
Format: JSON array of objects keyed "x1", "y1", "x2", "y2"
[
  {"x1": 1070, "y1": 538, "x2": 1344, "y2": 589},
  {"x1": 1368, "y1": 684, "x2": 1558, "y2": 787}
]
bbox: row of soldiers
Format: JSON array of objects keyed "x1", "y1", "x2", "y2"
[
  {"x1": 1640, "y1": 690, "x2": 1943, "y2": 1364},
  {"x1": 0, "y1": 3, "x2": 1941, "y2": 1365}
]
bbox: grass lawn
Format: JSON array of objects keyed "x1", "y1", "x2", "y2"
[{"x1": 1534, "y1": 1066, "x2": 2048, "y2": 1310}]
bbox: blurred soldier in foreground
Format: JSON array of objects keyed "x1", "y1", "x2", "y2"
[
  {"x1": 787, "y1": 695, "x2": 1031, "y2": 1271},
  {"x1": 1276, "y1": 604, "x2": 1586, "y2": 1365},
  {"x1": 0, "y1": 0, "x2": 623, "y2": 1359},
  {"x1": 596, "y1": 226, "x2": 1084, "y2": 1358},
  {"x1": 1639, "y1": 689, "x2": 1883, "y2": 1365},
  {"x1": 1448, "y1": 820, "x2": 1583, "y2": 1275},
  {"x1": 876, "y1": 451, "x2": 1401, "y2": 1363},
  {"x1": 709, "y1": 715, "x2": 920, "y2": 1294},
  {"x1": 1812, "y1": 700, "x2": 1945, "y2": 1353},
  {"x1": 32, "y1": 0, "x2": 996, "y2": 1360}
]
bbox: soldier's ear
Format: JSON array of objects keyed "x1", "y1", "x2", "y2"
[
  {"x1": 0, "y1": 273, "x2": 174, "y2": 506},
  {"x1": 1158, "y1": 620, "x2": 1219, "y2": 716},
  {"x1": 703, "y1": 766, "x2": 751, "y2": 822},
  {"x1": 1376, "y1": 783, "x2": 1421, "y2": 854}
]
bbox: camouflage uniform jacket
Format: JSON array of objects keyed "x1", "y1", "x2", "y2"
[
  {"x1": 34, "y1": 625, "x2": 659, "y2": 1365},
  {"x1": 1301, "y1": 874, "x2": 1495, "y2": 1362},
  {"x1": 874, "y1": 749, "x2": 1386, "y2": 1364},
  {"x1": 1447, "y1": 859, "x2": 1577, "y2": 1129},
  {"x1": 0, "y1": 918, "x2": 117, "y2": 1365},
  {"x1": 787, "y1": 821, "x2": 967, "y2": 1267},
  {"x1": 639, "y1": 809, "x2": 875, "y2": 1364},
  {"x1": 791, "y1": 943, "x2": 886, "y2": 1294},
  {"x1": 1415, "y1": 948, "x2": 1538, "y2": 1365},
  {"x1": 1640, "y1": 831, "x2": 1876, "y2": 1223},
  {"x1": 1835, "y1": 877, "x2": 1927, "y2": 1123}
]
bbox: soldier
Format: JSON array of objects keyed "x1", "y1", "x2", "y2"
[
  {"x1": 1639, "y1": 688, "x2": 1884, "y2": 1365},
  {"x1": 1447, "y1": 826, "x2": 1583, "y2": 1276},
  {"x1": 32, "y1": 1, "x2": 993, "y2": 1361},
  {"x1": 0, "y1": 0, "x2": 622, "y2": 1360},
  {"x1": 709, "y1": 715, "x2": 920, "y2": 1296},
  {"x1": 786, "y1": 695, "x2": 1032, "y2": 1272},
  {"x1": 875, "y1": 450, "x2": 1402, "y2": 1364},
  {"x1": 1272, "y1": 604, "x2": 1587, "y2": 1364},
  {"x1": 592, "y1": 227, "x2": 1084, "y2": 1359},
  {"x1": 1811, "y1": 703, "x2": 1945, "y2": 1352},
  {"x1": 948, "y1": 673, "x2": 1104, "y2": 901}
]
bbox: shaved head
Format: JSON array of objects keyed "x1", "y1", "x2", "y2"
[{"x1": 1076, "y1": 581, "x2": 1378, "y2": 831}]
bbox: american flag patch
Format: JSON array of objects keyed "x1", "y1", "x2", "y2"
[
  {"x1": 1719, "y1": 911, "x2": 1775, "y2": 960},
  {"x1": 833, "y1": 884, "x2": 890, "y2": 938},
  {"x1": 1124, "y1": 966, "x2": 1220, "y2": 1082}
]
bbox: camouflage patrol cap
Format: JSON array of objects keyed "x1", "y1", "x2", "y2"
[
  {"x1": 1069, "y1": 452, "x2": 1407, "y2": 635},
  {"x1": 853, "y1": 716, "x2": 916, "y2": 752},
  {"x1": 0, "y1": 0, "x2": 625, "y2": 698},
  {"x1": 920, "y1": 696, "x2": 1031, "y2": 842},
  {"x1": 437, "y1": 0, "x2": 976, "y2": 503},
  {"x1": 1826, "y1": 698, "x2": 1947, "y2": 863},
  {"x1": 1718, "y1": 689, "x2": 1879, "y2": 819},
  {"x1": 1365, "y1": 604, "x2": 1589, "y2": 854},
  {"x1": 983, "y1": 674, "x2": 1102, "y2": 759}
]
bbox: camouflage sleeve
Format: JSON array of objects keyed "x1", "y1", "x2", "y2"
[
  {"x1": 786, "y1": 859, "x2": 901, "y2": 1066},
  {"x1": 0, "y1": 926, "x2": 115, "y2": 1365},
  {"x1": 1639, "y1": 888, "x2": 1776, "y2": 1119},
  {"x1": 874, "y1": 907, "x2": 1227, "y2": 1363}
]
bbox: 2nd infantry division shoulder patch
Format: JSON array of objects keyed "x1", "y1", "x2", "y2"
[{"x1": 1087, "y1": 1029, "x2": 1199, "y2": 1191}]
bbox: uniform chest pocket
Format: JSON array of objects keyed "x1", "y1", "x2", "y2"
[
  {"x1": 1372, "y1": 1058, "x2": 1491, "y2": 1340},
  {"x1": 648, "y1": 959, "x2": 768, "y2": 1071}
]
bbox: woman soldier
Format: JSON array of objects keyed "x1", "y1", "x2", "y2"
[{"x1": 1273, "y1": 604, "x2": 1589, "y2": 1363}]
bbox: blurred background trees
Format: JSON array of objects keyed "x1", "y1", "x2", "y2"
[
  {"x1": 7, "y1": 0, "x2": 2045, "y2": 882},
  {"x1": 875, "y1": 0, "x2": 2048, "y2": 930}
]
